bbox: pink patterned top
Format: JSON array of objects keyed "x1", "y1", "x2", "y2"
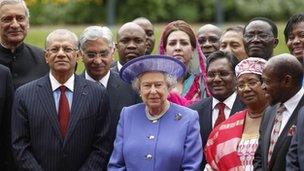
[{"x1": 237, "y1": 133, "x2": 259, "y2": 171}]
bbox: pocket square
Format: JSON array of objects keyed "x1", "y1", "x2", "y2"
[{"x1": 287, "y1": 125, "x2": 296, "y2": 136}]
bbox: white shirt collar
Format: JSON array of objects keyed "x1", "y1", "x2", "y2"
[
  {"x1": 212, "y1": 91, "x2": 237, "y2": 109},
  {"x1": 85, "y1": 70, "x2": 110, "y2": 88},
  {"x1": 283, "y1": 87, "x2": 304, "y2": 114},
  {"x1": 49, "y1": 73, "x2": 74, "y2": 92},
  {"x1": 117, "y1": 61, "x2": 123, "y2": 71}
]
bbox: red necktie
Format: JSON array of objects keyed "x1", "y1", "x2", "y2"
[
  {"x1": 58, "y1": 86, "x2": 70, "y2": 138},
  {"x1": 214, "y1": 102, "x2": 226, "y2": 127}
]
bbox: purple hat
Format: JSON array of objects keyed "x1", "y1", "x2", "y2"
[
  {"x1": 235, "y1": 57, "x2": 267, "y2": 78},
  {"x1": 120, "y1": 55, "x2": 186, "y2": 84}
]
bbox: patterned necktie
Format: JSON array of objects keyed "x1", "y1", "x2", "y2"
[
  {"x1": 58, "y1": 86, "x2": 70, "y2": 138},
  {"x1": 268, "y1": 103, "x2": 286, "y2": 163},
  {"x1": 214, "y1": 102, "x2": 226, "y2": 127}
]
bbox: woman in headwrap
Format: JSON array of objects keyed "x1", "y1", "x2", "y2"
[
  {"x1": 204, "y1": 57, "x2": 269, "y2": 171},
  {"x1": 159, "y1": 20, "x2": 210, "y2": 106}
]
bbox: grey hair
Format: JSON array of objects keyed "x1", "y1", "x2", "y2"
[
  {"x1": 79, "y1": 26, "x2": 114, "y2": 50},
  {"x1": 131, "y1": 72, "x2": 177, "y2": 92},
  {"x1": 45, "y1": 29, "x2": 78, "y2": 49},
  {"x1": 0, "y1": 0, "x2": 30, "y2": 18}
]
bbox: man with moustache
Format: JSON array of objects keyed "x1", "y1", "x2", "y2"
[
  {"x1": 133, "y1": 17, "x2": 155, "y2": 55},
  {"x1": 0, "y1": 0, "x2": 48, "y2": 89},
  {"x1": 253, "y1": 54, "x2": 304, "y2": 170},
  {"x1": 111, "y1": 22, "x2": 146, "y2": 72},
  {"x1": 243, "y1": 17, "x2": 279, "y2": 60}
]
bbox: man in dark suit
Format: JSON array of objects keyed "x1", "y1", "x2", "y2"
[
  {"x1": 0, "y1": 65, "x2": 13, "y2": 170},
  {"x1": 253, "y1": 54, "x2": 304, "y2": 171},
  {"x1": 111, "y1": 22, "x2": 147, "y2": 72},
  {"x1": 0, "y1": 0, "x2": 48, "y2": 89},
  {"x1": 190, "y1": 51, "x2": 245, "y2": 168},
  {"x1": 11, "y1": 29, "x2": 111, "y2": 170},
  {"x1": 78, "y1": 26, "x2": 141, "y2": 149}
]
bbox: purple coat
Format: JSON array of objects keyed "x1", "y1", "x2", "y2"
[{"x1": 108, "y1": 103, "x2": 202, "y2": 171}]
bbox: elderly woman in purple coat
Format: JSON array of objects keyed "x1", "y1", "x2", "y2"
[{"x1": 108, "y1": 55, "x2": 202, "y2": 171}]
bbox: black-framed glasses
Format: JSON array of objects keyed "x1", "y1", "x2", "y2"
[{"x1": 84, "y1": 50, "x2": 110, "y2": 59}]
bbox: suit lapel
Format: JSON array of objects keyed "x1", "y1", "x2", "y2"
[
  {"x1": 204, "y1": 99, "x2": 213, "y2": 140},
  {"x1": 64, "y1": 76, "x2": 89, "y2": 143},
  {"x1": 230, "y1": 95, "x2": 245, "y2": 116},
  {"x1": 36, "y1": 75, "x2": 63, "y2": 142},
  {"x1": 270, "y1": 95, "x2": 304, "y2": 165}
]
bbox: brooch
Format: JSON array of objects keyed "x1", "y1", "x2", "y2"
[
  {"x1": 287, "y1": 125, "x2": 296, "y2": 136},
  {"x1": 175, "y1": 113, "x2": 182, "y2": 121}
]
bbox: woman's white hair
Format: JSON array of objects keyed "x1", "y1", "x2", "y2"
[{"x1": 131, "y1": 72, "x2": 177, "y2": 92}]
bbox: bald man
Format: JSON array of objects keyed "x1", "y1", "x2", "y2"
[
  {"x1": 112, "y1": 22, "x2": 147, "y2": 72},
  {"x1": 133, "y1": 17, "x2": 155, "y2": 55},
  {"x1": 254, "y1": 54, "x2": 304, "y2": 170},
  {"x1": 197, "y1": 24, "x2": 222, "y2": 58}
]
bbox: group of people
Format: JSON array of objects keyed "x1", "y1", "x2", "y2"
[{"x1": 1, "y1": 0, "x2": 304, "y2": 171}]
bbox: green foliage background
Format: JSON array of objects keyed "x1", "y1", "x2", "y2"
[{"x1": 27, "y1": 0, "x2": 304, "y2": 24}]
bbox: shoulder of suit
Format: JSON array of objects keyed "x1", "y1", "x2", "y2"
[
  {"x1": 189, "y1": 97, "x2": 212, "y2": 110},
  {"x1": 23, "y1": 43, "x2": 44, "y2": 54}
]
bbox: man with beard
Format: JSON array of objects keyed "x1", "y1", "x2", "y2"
[
  {"x1": 243, "y1": 17, "x2": 279, "y2": 60},
  {"x1": 111, "y1": 22, "x2": 146, "y2": 72},
  {"x1": 0, "y1": 0, "x2": 48, "y2": 89},
  {"x1": 133, "y1": 17, "x2": 155, "y2": 55},
  {"x1": 253, "y1": 54, "x2": 304, "y2": 170}
]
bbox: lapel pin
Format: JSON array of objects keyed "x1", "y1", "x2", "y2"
[
  {"x1": 82, "y1": 91, "x2": 88, "y2": 95},
  {"x1": 175, "y1": 113, "x2": 182, "y2": 121}
]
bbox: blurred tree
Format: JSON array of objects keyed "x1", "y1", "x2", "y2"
[{"x1": 26, "y1": 0, "x2": 304, "y2": 25}]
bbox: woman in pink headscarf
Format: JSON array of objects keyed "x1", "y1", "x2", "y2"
[
  {"x1": 159, "y1": 20, "x2": 210, "y2": 106},
  {"x1": 204, "y1": 57, "x2": 269, "y2": 171}
]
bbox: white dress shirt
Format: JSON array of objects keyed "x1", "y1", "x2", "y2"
[
  {"x1": 85, "y1": 70, "x2": 110, "y2": 88},
  {"x1": 211, "y1": 92, "x2": 237, "y2": 128},
  {"x1": 279, "y1": 87, "x2": 304, "y2": 134},
  {"x1": 49, "y1": 73, "x2": 74, "y2": 112}
]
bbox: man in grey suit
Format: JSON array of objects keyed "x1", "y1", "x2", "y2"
[
  {"x1": 253, "y1": 54, "x2": 304, "y2": 171},
  {"x1": 79, "y1": 26, "x2": 140, "y2": 151},
  {"x1": 190, "y1": 51, "x2": 245, "y2": 169},
  {"x1": 11, "y1": 29, "x2": 111, "y2": 170}
]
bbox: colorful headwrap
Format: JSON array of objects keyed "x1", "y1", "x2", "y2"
[
  {"x1": 235, "y1": 57, "x2": 267, "y2": 78},
  {"x1": 159, "y1": 20, "x2": 211, "y2": 97}
]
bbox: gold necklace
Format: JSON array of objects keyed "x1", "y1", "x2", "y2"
[{"x1": 247, "y1": 111, "x2": 263, "y2": 119}]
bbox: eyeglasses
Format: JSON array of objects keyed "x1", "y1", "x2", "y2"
[
  {"x1": 1, "y1": 15, "x2": 27, "y2": 24},
  {"x1": 237, "y1": 81, "x2": 261, "y2": 91},
  {"x1": 207, "y1": 71, "x2": 233, "y2": 79},
  {"x1": 46, "y1": 46, "x2": 78, "y2": 54},
  {"x1": 84, "y1": 50, "x2": 110, "y2": 59},
  {"x1": 243, "y1": 33, "x2": 274, "y2": 41}
]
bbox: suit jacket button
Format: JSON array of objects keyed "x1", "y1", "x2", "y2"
[{"x1": 145, "y1": 154, "x2": 152, "y2": 159}]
